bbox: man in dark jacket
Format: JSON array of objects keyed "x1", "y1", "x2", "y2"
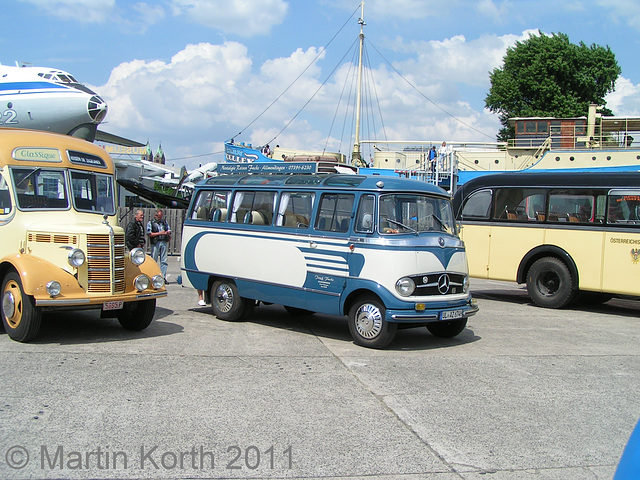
[{"x1": 125, "y1": 209, "x2": 146, "y2": 250}]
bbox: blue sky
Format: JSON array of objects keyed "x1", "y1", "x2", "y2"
[{"x1": 3, "y1": 0, "x2": 640, "y2": 170}]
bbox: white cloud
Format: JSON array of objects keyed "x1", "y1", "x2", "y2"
[
  {"x1": 96, "y1": 42, "x2": 338, "y2": 167},
  {"x1": 605, "y1": 77, "x2": 640, "y2": 116},
  {"x1": 169, "y1": 0, "x2": 288, "y2": 36}
]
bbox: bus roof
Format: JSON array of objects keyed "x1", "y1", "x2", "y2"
[
  {"x1": 456, "y1": 171, "x2": 640, "y2": 193},
  {"x1": 0, "y1": 128, "x2": 114, "y2": 174},
  {"x1": 199, "y1": 173, "x2": 449, "y2": 195}
]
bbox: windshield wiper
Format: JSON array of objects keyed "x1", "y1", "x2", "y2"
[
  {"x1": 383, "y1": 217, "x2": 418, "y2": 234},
  {"x1": 430, "y1": 213, "x2": 449, "y2": 232}
]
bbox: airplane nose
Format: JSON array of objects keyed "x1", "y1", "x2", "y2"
[{"x1": 88, "y1": 95, "x2": 108, "y2": 123}]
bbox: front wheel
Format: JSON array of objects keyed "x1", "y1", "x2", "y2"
[
  {"x1": 526, "y1": 257, "x2": 577, "y2": 308},
  {"x1": 348, "y1": 296, "x2": 397, "y2": 349},
  {"x1": 427, "y1": 319, "x2": 467, "y2": 338},
  {"x1": 117, "y1": 299, "x2": 156, "y2": 330},
  {"x1": 1, "y1": 272, "x2": 42, "y2": 342},
  {"x1": 211, "y1": 280, "x2": 248, "y2": 321}
]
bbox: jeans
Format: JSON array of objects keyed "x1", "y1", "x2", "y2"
[{"x1": 151, "y1": 241, "x2": 169, "y2": 279}]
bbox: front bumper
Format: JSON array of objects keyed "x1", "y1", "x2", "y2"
[
  {"x1": 388, "y1": 298, "x2": 479, "y2": 322},
  {"x1": 35, "y1": 290, "x2": 167, "y2": 307}
]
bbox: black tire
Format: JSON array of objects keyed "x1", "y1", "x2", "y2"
[
  {"x1": 117, "y1": 299, "x2": 156, "y2": 330},
  {"x1": 426, "y1": 319, "x2": 467, "y2": 338},
  {"x1": 284, "y1": 306, "x2": 315, "y2": 316},
  {"x1": 211, "y1": 280, "x2": 247, "y2": 321},
  {"x1": 348, "y1": 296, "x2": 397, "y2": 349},
  {"x1": 1, "y1": 272, "x2": 42, "y2": 342},
  {"x1": 526, "y1": 257, "x2": 577, "y2": 308}
]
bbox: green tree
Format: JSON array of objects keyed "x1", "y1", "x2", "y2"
[{"x1": 485, "y1": 32, "x2": 621, "y2": 141}]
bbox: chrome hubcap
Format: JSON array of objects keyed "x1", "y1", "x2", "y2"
[
  {"x1": 355, "y1": 303, "x2": 383, "y2": 339},
  {"x1": 2, "y1": 290, "x2": 15, "y2": 319},
  {"x1": 214, "y1": 284, "x2": 234, "y2": 313}
]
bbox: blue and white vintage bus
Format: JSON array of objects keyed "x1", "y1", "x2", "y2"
[{"x1": 180, "y1": 172, "x2": 478, "y2": 348}]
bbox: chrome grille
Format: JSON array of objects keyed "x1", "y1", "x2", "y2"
[
  {"x1": 28, "y1": 233, "x2": 78, "y2": 244},
  {"x1": 86, "y1": 234, "x2": 125, "y2": 293}
]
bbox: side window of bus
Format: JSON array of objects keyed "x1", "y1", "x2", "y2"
[
  {"x1": 315, "y1": 193, "x2": 354, "y2": 233},
  {"x1": 191, "y1": 190, "x2": 230, "y2": 222},
  {"x1": 548, "y1": 190, "x2": 603, "y2": 223},
  {"x1": 275, "y1": 192, "x2": 314, "y2": 228},
  {"x1": 493, "y1": 188, "x2": 545, "y2": 221},
  {"x1": 355, "y1": 194, "x2": 375, "y2": 233},
  {"x1": 230, "y1": 191, "x2": 275, "y2": 226},
  {"x1": 607, "y1": 190, "x2": 640, "y2": 224},
  {"x1": 0, "y1": 176, "x2": 11, "y2": 214},
  {"x1": 460, "y1": 189, "x2": 491, "y2": 219}
]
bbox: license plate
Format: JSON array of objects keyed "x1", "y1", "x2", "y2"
[
  {"x1": 440, "y1": 309, "x2": 463, "y2": 320},
  {"x1": 103, "y1": 301, "x2": 123, "y2": 311}
]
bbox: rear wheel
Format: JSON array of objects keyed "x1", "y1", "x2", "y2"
[
  {"x1": 211, "y1": 280, "x2": 249, "y2": 321},
  {"x1": 117, "y1": 299, "x2": 156, "y2": 330},
  {"x1": 348, "y1": 296, "x2": 397, "y2": 349},
  {"x1": 1, "y1": 272, "x2": 41, "y2": 342},
  {"x1": 526, "y1": 257, "x2": 577, "y2": 308},
  {"x1": 427, "y1": 319, "x2": 467, "y2": 338}
]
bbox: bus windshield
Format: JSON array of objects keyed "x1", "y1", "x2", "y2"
[
  {"x1": 380, "y1": 194, "x2": 454, "y2": 234},
  {"x1": 10, "y1": 167, "x2": 115, "y2": 213},
  {"x1": 70, "y1": 170, "x2": 115, "y2": 214},
  {"x1": 11, "y1": 167, "x2": 69, "y2": 209}
]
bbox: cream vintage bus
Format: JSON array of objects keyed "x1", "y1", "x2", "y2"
[
  {"x1": 0, "y1": 129, "x2": 166, "y2": 342},
  {"x1": 453, "y1": 171, "x2": 640, "y2": 308}
]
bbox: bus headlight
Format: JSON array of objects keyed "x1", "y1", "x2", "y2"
[
  {"x1": 134, "y1": 274, "x2": 150, "y2": 292},
  {"x1": 130, "y1": 247, "x2": 146, "y2": 266},
  {"x1": 67, "y1": 249, "x2": 85, "y2": 267},
  {"x1": 396, "y1": 277, "x2": 415, "y2": 296},
  {"x1": 463, "y1": 275, "x2": 470, "y2": 293},
  {"x1": 46, "y1": 281, "x2": 61, "y2": 296},
  {"x1": 152, "y1": 275, "x2": 165, "y2": 289}
]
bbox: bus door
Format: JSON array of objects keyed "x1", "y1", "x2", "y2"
[
  {"x1": 459, "y1": 188, "x2": 492, "y2": 278},
  {"x1": 304, "y1": 191, "x2": 355, "y2": 313},
  {"x1": 602, "y1": 190, "x2": 640, "y2": 295}
]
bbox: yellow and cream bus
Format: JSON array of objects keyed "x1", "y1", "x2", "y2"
[
  {"x1": 453, "y1": 171, "x2": 640, "y2": 308},
  {"x1": 0, "y1": 129, "x2": 166, "y2": 342}
]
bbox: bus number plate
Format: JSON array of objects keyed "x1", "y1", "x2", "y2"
[
  {"x1": 103, "y1": 301, "x2": 123, "y2": 311},
  {"x1": 440, "y1": 309, "x2": 463, "y2": 320}
]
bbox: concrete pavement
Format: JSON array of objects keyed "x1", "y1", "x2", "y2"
[{"x1": 0, "y1": 256, "x2": 638, "y2": 479}]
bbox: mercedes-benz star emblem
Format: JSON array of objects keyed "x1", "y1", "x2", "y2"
[
  {"x1": 438, "y1": 237, "x2": 445, "y2": 247},
  {"x1": 437, "y1": 274, "x2": 450, "y2": 294}
]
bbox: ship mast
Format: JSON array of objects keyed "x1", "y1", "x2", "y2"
[{"x1": 352, "y1": 1, "x2": 366, "y2": 167}]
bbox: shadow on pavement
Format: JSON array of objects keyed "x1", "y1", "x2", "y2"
[
  {"x1": 0, "y1": 306, "x2": 183, "y2": 345},
  {"x1": 208, "y1": 303, "x2": 481, "y2": 351}
]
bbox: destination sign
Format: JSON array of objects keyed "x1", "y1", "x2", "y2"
[
  {"x1": 218, "y1": 162, "x2": 317, "y2": 174},
  {"x1": 68, "y1": 150, "x2": 107, "y2": 168},
  {"x1": 13, "y1": 147, "x2": 61, "y2": 162}
]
